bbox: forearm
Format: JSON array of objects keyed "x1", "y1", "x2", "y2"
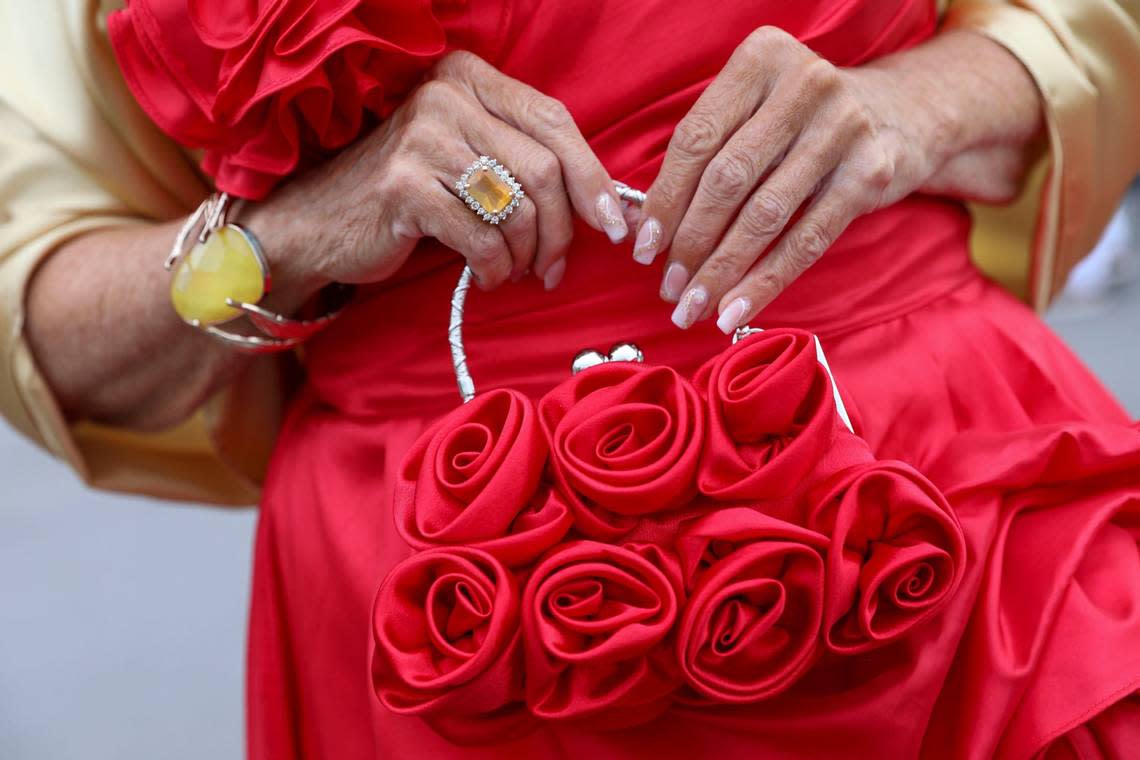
[
  {"x1": 852, "y1": 28, "x2": 1045, "y2": 203},
  {"x1": 24, "y1": 210, "x2": 322, "y2": 431}
]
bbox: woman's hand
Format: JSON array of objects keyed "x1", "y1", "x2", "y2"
[
  {"x1": 250, "y1": 50, "x2": 627, "y2": 298},
  {"x1": 633, "y1": 27, "x2": 1042, "y2": 332}
]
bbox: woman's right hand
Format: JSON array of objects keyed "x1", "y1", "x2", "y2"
[{"x1": 249, "y1": 50, "x2": 627, "y2": 297}]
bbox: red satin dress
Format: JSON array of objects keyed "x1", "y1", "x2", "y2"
[{"x1": 232, "y1": 1, "x2": 1140, "y2": 758}]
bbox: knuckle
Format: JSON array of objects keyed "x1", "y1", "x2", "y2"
[
  {"x1": 748, "y1": 269, "x2": 786, "y2": 302},
  {"x1": 740, "y1": 190, "x2": 791, "y2": 239},
  {"x1": 672, "y1": 113, "x2": 722, "y2": 160},
  {"x1": 671, "y1": 225, "x2": 709, "y2": 260},
  {"x1": 791, "y1": 220, "x2": 832, "y2": 266},
  {"x1": 801, "y1": 58, "x2": 839, "y2": 94},
  {"x1": 468, "y1": 231, "x2": 503, "y2": 263},
  {"x1": 705, "y1": 151, "x2": 756, "y2": 198},
  {"x1": 701, "y1": 249, "x2": 752, "y2": 286},
  {"x1": 527, "y1": 97, "x2": 573, "y2": 132},
  {"x1": 840, "y1": 104, "x2": 874, "y2": 140},
  {"x1": 378, "y1": 160, "x2": 418, "y2": 198},
  {"x1": 526, "y1": 151, "x2": 563, "y2": 193},
  {"x1": 745, "y1": 26, "x2": 785, "y2": 52},
  {"x1": 866, "y1": 151, "x2": 895, "y2": 191},
  {"x1": 410, "y1": 79, "x2": 456, "y2": 111},
  {"x1": 434, "y1": 49, "x2": 477, "y2": 78}
]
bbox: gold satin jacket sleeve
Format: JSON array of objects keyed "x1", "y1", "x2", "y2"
[
  {"x1": 0, "y1": 0, "x2": 1137, "y2": 507},
  {"x1": 945, "y1": 0, "x2": 1140, "y2": 308},
  {"x1": 0, "y1": 0, "x2": 280, "y2": 505}
]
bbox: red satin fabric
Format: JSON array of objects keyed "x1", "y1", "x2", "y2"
[{"x1": 112, "y1": 0, "x2": 1140, "y2": 757}]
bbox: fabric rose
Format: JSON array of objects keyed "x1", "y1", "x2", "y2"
[
  {"x1": 539, "y1": 363, "x2": 705, "y2": 539},
  {"x1": 522, "y1": 541, "x2": 684, "y2": 726},
  {"x1": 694, "y1": 328, "x2": 866, "y2": 501},
  {"x1": 395, "y1": 388, "x2": 571, "y2": 567},
  {"x1": 371, "y1": 547, "x2": 532, "y2": 741},
  {"x1": 675, "y1": 508, "x2": 828, "y2": 702},
  {"x1": 108, "y1": 0, "x2": 447, "y2": 199},
  {"x1": 807, "y1": 461, "x2": 967, "y2": 654}
]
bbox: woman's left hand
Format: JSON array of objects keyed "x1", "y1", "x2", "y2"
[{"x1": 634, "y1": 26, "x2": 1041, "y2": 332}]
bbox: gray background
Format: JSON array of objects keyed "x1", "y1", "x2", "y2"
[{"x1": 1, "y1": 207, "x2": 1138, "y2": 759}]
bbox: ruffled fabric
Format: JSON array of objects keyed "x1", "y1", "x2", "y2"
[
  {"x1": 370, "y1": 326, "x2": 968, "y2": 740},
  {"x1": 108, "y1": 0, "x2": 447, "y2": 198}
]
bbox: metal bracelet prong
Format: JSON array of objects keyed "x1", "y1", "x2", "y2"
[{"x1": 165, "y1": 197, "x2": 210, "y2": 270}]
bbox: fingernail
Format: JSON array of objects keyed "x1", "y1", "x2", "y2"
[
  {"x1": 632, "y1": 218, "x2": 662, "y2": 265},
  {"x1": 671, "y1": 285, "x2": 708, "y2": 329},
  {"x1": 660, "y1": 262, "x2": 689, "y2": 302},
  {"x1": 596, "y1": 193, "x2": 628, "y2": 244},
  {"x1": 716, "y1": 297, "x2": 751, "y2": 334},
  {"x1": 543, "y1": 258, "x2": 566, "y2": 290}
]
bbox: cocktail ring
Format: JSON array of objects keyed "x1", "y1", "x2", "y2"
[{"x1": 454, "y1": 156, "x2": 524, "y2": 225}]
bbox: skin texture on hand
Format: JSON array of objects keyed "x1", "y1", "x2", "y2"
[
  {"x1": 248, "y1": 50, "x2": 627, "y2": 295},
  {"x1": 24, "y1": 34, "x2": 1041, "y2": 431},
  {"x1": 632, "y1": 27, "x2": 1044, "y2": 333},
  {"x1": 25, "y1": 51, "x2": 623, "y2": 429}
]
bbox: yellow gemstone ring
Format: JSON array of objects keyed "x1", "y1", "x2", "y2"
[{"x1": 455, "y1": 156, "x2": 524, "y2": 225}]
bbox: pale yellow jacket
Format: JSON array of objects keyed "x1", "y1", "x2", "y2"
[{"x1": 1, "y1": 0, "x2": 1138, "y2": 506}]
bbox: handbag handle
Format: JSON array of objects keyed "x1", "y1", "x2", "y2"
[{"x1": 447, "y1": 182, "x2": 854, "y2": 433}]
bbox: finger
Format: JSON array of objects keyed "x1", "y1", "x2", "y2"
[
  {"x1": 497, "y1": 193, "x2": 539, "y2": 283},
  {"x1": 439, "y1": 51, "x2": 628, "y2": 243},
  {"x1": 714, "y1": 180, "x2": 865, "y2": 332},
  {"x1": 634, "y1": 42, "x2": 774, "y2": 267},
  {"x1": 460, "y1": 119, "x2": 574, "y2": 285},
  {"x1": 661, "y1": 80, "x2": 811, "y2": 298},
  {"x1": 451, "y1": 150, "x2": 539, "y2": 282},
  {"x1": 418, "y1": 180, "x2": 513, "y2": 290},
  {"x1": 670, "y1": 118, "x2": 861, "y2": 329}
]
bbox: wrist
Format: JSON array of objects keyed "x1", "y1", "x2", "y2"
[{"x1": 240, "y1": 197, "x2": 332, "y2": 314}]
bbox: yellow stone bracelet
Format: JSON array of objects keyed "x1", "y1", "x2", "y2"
[
  {"x1": 165, "y1": 193, "x2": 349, "y2": 353},
  {"x1": 170, "y1": 223, "x2": 267, "y2": 327}
]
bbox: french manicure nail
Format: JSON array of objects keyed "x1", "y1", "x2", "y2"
[
  {"x1": 543, "y1": 258, "x2": 566, "y2": 290},
  {"x1": 671, "y1": 285, "x2": 708, "y2": 329},
  {"x1": 632, "y1": 217, "x2": 662, "y2": 265},
  {"x1": 716, "y1": 297, "x2": 751, "y2": 334},
  {"x1": 596, "y1": 193, "x2": 628, "y2": 244},
  {"x1": 661, "y1": 262, "x2": 689, "y2": 302}
]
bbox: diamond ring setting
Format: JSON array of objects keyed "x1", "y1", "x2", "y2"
[{"x1": 455, "y1": 156, "x2": 524, "y2": 225}]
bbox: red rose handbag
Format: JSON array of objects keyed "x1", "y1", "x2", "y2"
[{"x1": 370, "y1": 185, "x2": 967, "y2": 743}]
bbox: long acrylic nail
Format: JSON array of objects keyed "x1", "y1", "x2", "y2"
[
  {"x1": 671, "y1": 285, "x2": 708, "y2": 329},
  {"x1": 632, "y1": 217, "x2": 662, "y2": 265},
  {"x1": 716, "y1": 297, "x2": 751, "y2": 334},
  {"x1": 596, "y1": 193, "x2": 628, "y2": 244},
  {"x1": 661, "y1": 262, "x2": 689, "y2": 302},
  {"x1": 543, "y1": 258, "x2": 566, "y2": 290}
]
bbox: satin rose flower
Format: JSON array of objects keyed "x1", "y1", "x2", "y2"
[
  {"x1": 395, "y1": 388, "x2": 572, "y2": 567},
  {"x1": 808, "y1": 461, "x2": 967, "y2": 654},
  {"x1": 108, "y1": 0, "x2": 447, "y2": 198},
  {"x1": 371, "y1": 547, "x2": 530, "y2": 740},
  {"x1": 522, "y1": 541, "x2": 684, "y2": 726},
  {"x1": 675, "y1": 508, "x2": 828, "y2": 702},
  {"x1": 694, "y1": 329, "x2": 864, "y2": 501},
  {"x1": 539, "y1": 363, "x2": 705, "y2": 539}
]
